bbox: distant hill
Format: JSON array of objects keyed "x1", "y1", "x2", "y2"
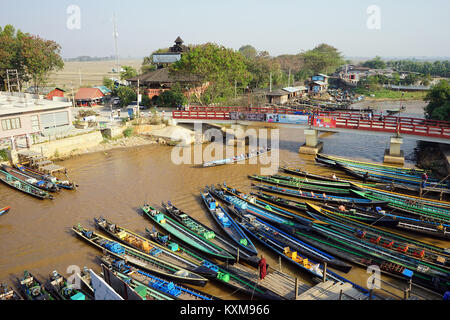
[{"x1": 64, "y1": 56, "x2": 117, "y2": 62}]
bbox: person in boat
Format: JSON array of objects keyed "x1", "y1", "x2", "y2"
[
  {"x1": 443, "y1": 291, "x2": 450, "y2": 301},
  {"x1": 332, "y1": 173, "x2": 338, "y2": 180},
  {"x1": 258, "y1": 255, "x2": 267, "y2": 280},
  {"x1": 338, "y1": 205, "x2": 346, "y2": 211},
  {"x1": 363, "y1": 172, "x2": 369, "y2": 184}
]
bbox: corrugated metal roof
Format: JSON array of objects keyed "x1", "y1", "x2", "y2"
[
  {"x1": 283, "y1": 86, "x2": 308, "y2": 93},
  {"x1": 153, "y1": 53, "x2": 181, "y2": 64},
  {"x1": 313, "y1": 81, "x2": 326, "y2": 86}
]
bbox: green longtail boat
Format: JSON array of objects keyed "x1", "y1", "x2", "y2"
[
  {"x1": 141, "y1": 205, "x2": 236, "y2": 263},
  {"x1": 353, "y1": 190, "x2": 450, "y2": 223},
  {"x1": 249, "y1": 175, "x2": 352, "y2": 195},
  {"x1": 72, "y1": 224, "x2": 208, "y2": 286}
]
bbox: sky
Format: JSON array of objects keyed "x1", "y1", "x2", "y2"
[{"x1": 1, "y1": 0, "x2": 449, "y2": 60}]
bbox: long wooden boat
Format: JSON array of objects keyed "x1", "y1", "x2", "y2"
[
  {"x1": 108, "y1": 269, "x2": 174, "y2": 300},
  {"x1": 0, "y1": 206, "x2": 10, "y2": 217},
  {"x1": 230, "y1": 208, "x2": 353, "y2": 273},
  {"x1": 356, "y1": 184, "x2": 450, "y2": 209},
  {"x1": 0, "y1": 169, "x2": 53, "y2": 200},
  {"x1": 353, "y1": 190, "x2": 450, "y2": 224},
  {"x1": 94, "y1": 217, "x2": 217, "y2": 278},
  {"x1": 305, "y1": 215, "x2": 450, "y2": 293},
  {"x1": 306, "y1": 203, "x2": 450, "y2": 269},
  {"x1": 17, "y1": 271, "x2": 56, "y2": 300},
  {"x1": 72, "y1": 224, "x2": 208, "y2": 286},
  {"x1": 203, "y1": 146, "x2": 271, "y2": 167},
  {"x1": 47, "y1": 270, "x2": 89, "y2": 300},
  {"x1": 162, "y1": 201, "x2": 260, "y2": 267},
  {"x1": 141, "y1": 205, "x2": 236, "y2": 263},
  {"x1": 271, "y1": 174, "x2": 354, "y2": 188},
  {"x1": 99, "y1": 255, "x2": 219, "y2": 300},
  {"x1": 231, "y1": 210, "x2": 370, "y2": 296},
  {"x1": 249, "y1": 175, "x2": 353, "y2": 195},
  {"x1": 252, "y1": 183, "x2": 386, "y2": 206},
  {"x1": 316, "y1": 153, "x2": 428, "y2": 175},
  {"x1": 0, "y1": 283, "x2": 23, "y2": 300},
  {"x1": 14, "y1": 164, "x2": 78, "y2": 190},
  {"x1": 335, "y1": 162, "x2": 448, "y2": 188},
  {"x1": 280, "y1": 166, "x2": 346, "y2": 182},
  {"x1": 146, "y1": 229, "x2": 284, "y2": 300},
  {"x1": 253, "y1": 192, "x2": 399, "y2": 228},
  {"x1": 76, "y1": 267, "x2": 94, "y2": 298},
  {"x1": 280, "y1": 165, "x2": 443, "y2": 199},
  {"x1": 2, "y1": 164, "x2": 59, "y2": 192},
  {"x1": 200, "y1": 189, "x2": 258, "y2": 256},
  {"x1": 208, "y1": 185, "x2": 311, "y2": 228}
]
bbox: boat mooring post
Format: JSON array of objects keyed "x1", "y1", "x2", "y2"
[
  {"x1": 404, "y1": 278, "x2": 412, "y2": 300},
  {"x1": 279, "y1": 256, "x2": 282, "y2": 272},
  {"x1": 237, "y1": 248, "x2": 240, "y2": 264},
  {"x1": 295, "y1": 277, "x2": 299, "y2": 300},
  {"x1": 322, "y1": 262, "x2": 327, "y2": 283}
]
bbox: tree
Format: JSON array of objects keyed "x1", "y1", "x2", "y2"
[
  {"x1": 20, "y1": 35, "x2": 64, "y2": 91},
  {"x1": 103, "y1": 77, "x2": 116, "y2": 92},
  {"x1": 0, "y1": 25, "x2": 64, "y2": 91},
  {"x1": 362, "y1": 56, "x2": 386, "y2": 69},
  {"x1": 424, "y1": 80, "x2": 450, "y2": 121},
  {"x1": 238, "y1": 45, "x2": 258, "y2": 59},
  {"x1": 245, "y1": 51, "x2": 283, "y2": 89},
  {"x1": 156, "y1": 89, "x2": 186, "y2": 108},
  {"x1": 301, "y1": 44, "x2": 344, "y2": 74},
  {"x1": 170, "y1": 43, "x2": 250, "y2": 105},
  {"x1": 120, "y1": 66, "x2": 138, "y2": 80},
  {"x1": 116, "y1": 86, "x2": 136, "y2": 107}
]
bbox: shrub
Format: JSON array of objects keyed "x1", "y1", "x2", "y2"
[{"x1": 123, "y1": 127, "x2": 134, "y2": 138}]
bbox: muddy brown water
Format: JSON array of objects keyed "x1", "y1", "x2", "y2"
[{"x1": 1, "y1": 102, "x2": 448, "y2": 300}]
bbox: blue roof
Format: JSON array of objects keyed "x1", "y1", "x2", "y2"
[{"x1": 94, "y1": 86, "x2": 112, "y2": 95}]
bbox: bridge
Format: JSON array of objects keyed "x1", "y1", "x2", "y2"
[{"x1": 171, "y1": 106, "x2": 450, "y2": 165}]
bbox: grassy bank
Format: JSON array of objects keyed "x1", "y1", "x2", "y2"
[{"x1": 354, "y1": 88, "x2": 427, "y2": 101}]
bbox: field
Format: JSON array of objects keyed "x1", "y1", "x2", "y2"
[{"x1": 46, "y1": 59, "x2": 143, "y2": 93}]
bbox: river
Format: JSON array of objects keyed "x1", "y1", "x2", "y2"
[{"x1": 0, "y1": 100, "x2": 447, "y2": 300}]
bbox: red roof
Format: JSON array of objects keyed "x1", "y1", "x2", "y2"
[{"x1": 75, "y1": 88, "x2": 104, "y2": 100}]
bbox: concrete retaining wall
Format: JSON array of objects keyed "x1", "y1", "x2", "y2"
[{"x1": 30, "y1": 131, "x2": 104, "y2": 159}]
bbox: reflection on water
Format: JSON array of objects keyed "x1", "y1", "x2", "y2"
[{"x1": 0, "y1": 102, "x2": 446, "y2": 300}]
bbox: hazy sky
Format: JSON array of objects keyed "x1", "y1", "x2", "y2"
[{"x1": 1, "y1": 0, "x2": 449, "y2": 59}]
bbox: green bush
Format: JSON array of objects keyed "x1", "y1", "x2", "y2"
[
  {"x1": 123, "y1": 127, "x2": 134, "y2": 138},
  {"x1": 0, "y1": 149, "x2": 8, "y2": 161}
]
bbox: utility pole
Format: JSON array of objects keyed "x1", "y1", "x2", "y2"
[
  {"x1": 113, "y1": 13, "x2": 120, "y2": 77},
  {"x1": 137, "y1": 76, "x2": 140, "y2": 119},
  {"x1": 269, "y1": 72, "x2": 272, "y2": 92},
  {"x1": 288, "y1": 68, "x2": 291, "y2": 87}
]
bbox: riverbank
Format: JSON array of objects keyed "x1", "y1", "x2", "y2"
[{"x1": 354, "y1": 88, "x2": 427, "y2": 101}]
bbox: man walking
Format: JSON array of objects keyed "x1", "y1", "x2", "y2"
[{"x1": 258, "y1": 255, "x2": 267, "y2": 280}]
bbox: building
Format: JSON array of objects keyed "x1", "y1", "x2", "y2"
[
  {"x1": 308, "y1": 74, "x2": 329, "y2": 94},
  {"x1": 25, "y1": 87, "x2": 66, "y2": 100},
  {"x1": 75, "y1": 88, "x2": 105, "y2": 107},
  {"x1": 0, "y1": 92, "x2": 73, "y2": 150},
  {"x1": 94, "y1": 86, "x2": 112, "y2": 96},
  {"x1": 282, "y1": 86, "x2": 308, "y2": 99},
  {"x1": 128, "y1": 37, "x2": 208, "y2": 102},
  {"x1": 152, "y1": 36, "x2": 190, "y2": 69},
  {"x1": 265, "y1": 89, "x2": 290, "y2": 105}
]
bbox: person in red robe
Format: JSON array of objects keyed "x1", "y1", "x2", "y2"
[{"x1": 259, "y1": 255, "x2": 267, "y2": 280}]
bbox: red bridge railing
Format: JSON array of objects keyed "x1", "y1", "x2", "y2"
[{"x1": 172, "y1": 107, "x2": 450, "y2": 140}]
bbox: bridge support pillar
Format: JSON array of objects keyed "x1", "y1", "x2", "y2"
[
  {"x1": 299, "y1": 129, "x2": 323, "y2": 155},
  {"x1": 384, "y1": 136, "x2": 404, "y2": 165}
]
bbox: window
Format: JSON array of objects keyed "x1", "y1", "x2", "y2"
[
  {"x1": 1, "y1": 118, "x2": 21, "y2": 131},
  {"x1": 31, "y1": 115, "x2": 40, "y2": 132}
]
